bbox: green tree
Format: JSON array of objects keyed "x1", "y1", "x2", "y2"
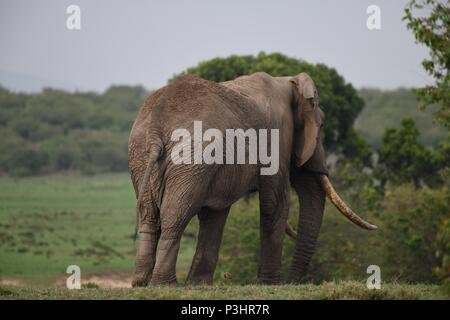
[
  {"x1": 404, "y1": 0, "x2": 450, "y2": 126},
  {"x1": 176, "y1": 52, "x2": 369, "y2": 162},
  {"x1": 433, "y1": 132, "x2": 450, "y2": 172},
  {"x1": 376, "y1": 117, "x2": 438, "y2": 187}
]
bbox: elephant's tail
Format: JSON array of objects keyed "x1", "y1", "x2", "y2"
[{"x1": 134, "y1": 137, "x2": 163, "y2": 241}]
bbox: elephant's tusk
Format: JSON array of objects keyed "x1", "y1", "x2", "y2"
[
  {"x1": 285, "y1": 223, "x2": 298, "y2": 239},
  {"x1": 319, "y1": 175, "x2": 377, "y2": 230}
]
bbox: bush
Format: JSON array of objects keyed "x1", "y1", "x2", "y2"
[{"x1": 380, "y1": 182, "x2": 449, "y2": 283}]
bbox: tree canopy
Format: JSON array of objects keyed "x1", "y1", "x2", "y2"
[{"x1": 404, "y1": 0, "x2": 450, "y2": 127}]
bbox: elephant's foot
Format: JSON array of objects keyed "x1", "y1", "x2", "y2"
[
  {"x1": 131, "y1": 256, "x2": 155, "y2": 287},
  {"x1": 149, "y1": 272, "x2": 177, "y2": 287},
  {"x1": 286, "y1": 275, "x2": 308, "y2": 285},
  {"x1": 131, "y1": 272, "x2": 151, "y2": 287},
  {"x1": 257, "y1": 268, "x2": 283, "y2": 284}
]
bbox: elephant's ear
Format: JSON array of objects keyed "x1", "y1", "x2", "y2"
[{"x1": 290, "y1": 73, "x2": 321, "y2": 167}]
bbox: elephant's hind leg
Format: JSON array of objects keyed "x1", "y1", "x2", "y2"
[
  {"x1": 186, "y1": 206, "x2": 230, "y2": 285},
  {"x1": 132, "y1": 219, "x2": 160, "y2": 287},
  {"x1": 150, "y1": 182, "x2": 208, "y2": 286},
  {"x1": 131, "y1": 164, "x2": 161, "y2": 287},
  {"x1": 150, "y1": 211, "x2": 197, "y2": 286}
]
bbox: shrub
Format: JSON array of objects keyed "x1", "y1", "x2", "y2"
[{"x1": 379, "y1": 182, "x2": 449, "y2": 283}]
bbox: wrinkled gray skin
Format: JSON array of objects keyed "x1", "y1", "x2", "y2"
[{"x1": 128, "y1": 72, "x2": 328, "y2": 286}]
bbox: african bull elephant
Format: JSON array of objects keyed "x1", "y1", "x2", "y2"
[{"x1": 128, "y1": 72, "x2": 376, "y2": 287}]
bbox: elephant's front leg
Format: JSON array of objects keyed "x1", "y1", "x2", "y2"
[
  {"x1": 186, "y1": 207, "x2": 230, "y2": 285},
  {"x1": 257, "y1": 178, "x2": 290, "y2": 284}
]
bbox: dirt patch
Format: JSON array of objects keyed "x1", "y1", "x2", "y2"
[
  {"x1": 1, "y1": 271, "x2": 133, "y2": 288},
  {"x1": 0, "y1": 279, "x2": 28, "y2": 286},
  {"x1": 54, "y1": 271, "x2": 133, "y2": 288}
]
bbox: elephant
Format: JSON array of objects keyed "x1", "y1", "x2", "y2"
[{"x1": 128, "y1": 72, "x2": 376, "y2": 287}]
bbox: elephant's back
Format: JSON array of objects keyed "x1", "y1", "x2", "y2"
[
  {"x1": 145, "y1": 75, "x2": 266, "y2": 138},
  {"x1": 157, "y1": 74, "x2": 260, "y2": 118}
]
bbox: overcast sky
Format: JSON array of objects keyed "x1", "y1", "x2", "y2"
[{"x1": 0, "y1": 0, "x2": 433, "y2": 92}]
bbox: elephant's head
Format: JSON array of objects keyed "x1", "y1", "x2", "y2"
[{"x1": 286, "y1": 73, "x2": 376, "y2": 283}]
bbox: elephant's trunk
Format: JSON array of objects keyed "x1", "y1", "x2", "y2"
[
  {"x1": 288, "y1": 172, "x2": 377, "y2": 282},
  {"x1": 288, "y1": 170, "x2": 325, "y2": 283},
  {"x1": 319, "y1": 175, "x2": 377, "y2": 230}
]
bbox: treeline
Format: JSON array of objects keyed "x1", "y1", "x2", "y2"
[{"x1": 0, "y1": 85, "x2": 148, "y2": 176}]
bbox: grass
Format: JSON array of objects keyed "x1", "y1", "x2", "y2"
[
  {"x1": 0, "y1": 282, "x2": 447, "y2": 300},
  {"x1": 0, "y1": 172, "x2": 196, "y2": 285}
]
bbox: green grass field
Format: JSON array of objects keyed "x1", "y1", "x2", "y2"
[
  {"x1": 0, "y1": 173, "x2": 447, "y2": 300},
  {"x1": 0, "y1": 173, "x2": 196, "y2": 286},
  {"x1": 0, "y1": 282, "x2": 447, "y2": 300}
]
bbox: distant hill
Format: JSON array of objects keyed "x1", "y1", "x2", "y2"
[{"x1": 355, "y1": 88, "x2": 447, "y2": 148}]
